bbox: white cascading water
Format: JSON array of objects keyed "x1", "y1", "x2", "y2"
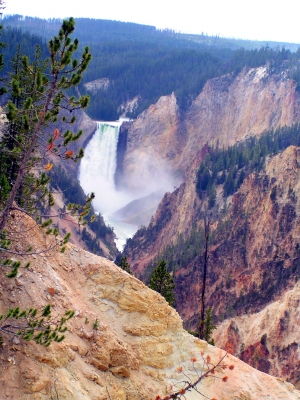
[{"x1": 79, "y1": 121, "x2": 137, "y2": 250}]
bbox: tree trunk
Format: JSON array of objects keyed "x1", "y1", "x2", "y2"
[{"x1": 199, "y1": 217, "x2": 209, "y2": 339}]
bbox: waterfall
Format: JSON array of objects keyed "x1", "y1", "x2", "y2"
[
  {"x1": 79, "y1": 121, "x2": 137, "y2": 249},
  {"x1": 79, "y1": 121, "x2": 120, "y2": 214}
]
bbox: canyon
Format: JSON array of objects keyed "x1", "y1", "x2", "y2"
[
  {"x1": 122, "y1": 66, "x2": 300, "y2": 270},
  {"x1": 76, "y1": 65, "x2": 300, "y2": 255},
  {"x1": 4, "y1": 15, "x2": 300, "y2": 399},
  {"x1": 6, "y1": 62, "x2": 299, "y2": 395}
]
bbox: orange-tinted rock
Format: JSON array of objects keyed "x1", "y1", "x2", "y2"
[{"x1": 0, "y1": 211, "x2": 299, "y2": 399}]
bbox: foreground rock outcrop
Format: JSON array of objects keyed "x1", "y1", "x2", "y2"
[{"x1": 0, "y1": 212, "x2": 299, "y2": 399}]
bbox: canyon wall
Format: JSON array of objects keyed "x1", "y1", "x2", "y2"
[
  {"x1": 214, "y1": 281, "x2": 300, "y2": 389},
  {"x1": 121, "y1": 67, "x2": 300, "y2": 384},
  {"x1": 122, "y1": 92, "x2": 181, "y2": 194},
  {"x1": 124, "y1": 145, "x2": 300, "y2": 385},
  {"x1": 122, "y1": 66, "x2": 300, "y2": 193}
]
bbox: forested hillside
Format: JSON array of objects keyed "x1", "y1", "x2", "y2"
[
  {"x1": 0, "y1": 26, "x2": 48, "y2": 75},
  {"x1": 178, "y1": 32, "x2": 300, "y2": 52},
  {"x1": 3, "y1": 15, "x2": 300, "y2": 120}
]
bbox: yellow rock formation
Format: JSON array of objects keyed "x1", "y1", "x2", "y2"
[{"x1": 0, "y1": 211, "x2": 300, "y2": 399}]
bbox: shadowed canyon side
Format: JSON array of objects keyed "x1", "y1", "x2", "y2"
[
  {"x1": 122, "y1": 66, "x2": 300, "y2": 193},
  {"x1": 0, "y1": 211, "x2": 300, "y2": 399}
]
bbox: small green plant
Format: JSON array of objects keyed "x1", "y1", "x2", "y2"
[
  {"x1": 85, "y1": 317, "x2": 89, "y2": 324},
  {"x1": 187, "y1": 330, "x2": 198, "y2": 337},
  {"x1": 260, "y1": 333, "x2": 267, "y2": 346},
  {"x1": 239, "y1": 342, "x2": 245, "y2": 358},
  {"x1": 92, "y1": 318, "x2": 99, "y2": 330},
  {"x1": 253, "y1": 348, "x2": 260, "y2": 362},
  {"x1": 270, "y1": 186, "x2": 277, "y2": 201}
]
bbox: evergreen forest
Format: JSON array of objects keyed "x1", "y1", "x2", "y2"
[
  {"x1": 3, "y1": 16, "x2": 300, "y2": 120},
  {"x1": 196, "y1": 123, "x2": 300, "y2": 204}
]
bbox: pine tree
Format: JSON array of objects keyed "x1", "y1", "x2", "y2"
[
  {"x1": 117, "y1": 256, "x2": 133, "y2": 274},
  {"x1": 199, "y1": 217, "x2": 209, "y2": 339},
  {"x1": 0, "y1": 307, "x2": 75, "y2": 347},
  {"x1": 149, "y1": 260, "x2": 175, "y2": 307},
  {"x1": 0, "y1": 18, "x2": 92, "y2": 345},
  {"x1": 0, "y1": 17, "x2": 92, "y2": 236},
  {"x1": 0, "y1": 45, "x2": 50, "y2": 212},
  {"x1": 208, "y1": 184, "x2": 216, "y2": 209},
  {"x1": 202, "y1": 307, "x2": 216, "y2": 345}
]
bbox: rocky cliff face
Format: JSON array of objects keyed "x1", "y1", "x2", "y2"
[
  {"x1": 124, "y1": 145, "x2": 300, "y2": 386},
  {"x1": 83, "y1": 78, "x2": 110, "y2": 95},
  {"x1": 122, "y1": 93, "x2": 182, "y2": 194},
  {"x1": 178, "y1": 146, "x2": 300, "y2": 324},
  {"x1": 214, "y1": 281, "x2": 300, "y2": 389},
  {"x1": 2, "y1": 212, "x2": 299, "y2": 399},
  {"x1": 182, "y1": 67, "x2": 300, "y2": 158},
  {"x1": 122, "y1": 67, "x2": 300, "y2": 193}
]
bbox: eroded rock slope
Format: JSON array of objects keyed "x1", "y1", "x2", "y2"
[{"x1": 0, "y1": 212, "x2": 299, "y2": 399}]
